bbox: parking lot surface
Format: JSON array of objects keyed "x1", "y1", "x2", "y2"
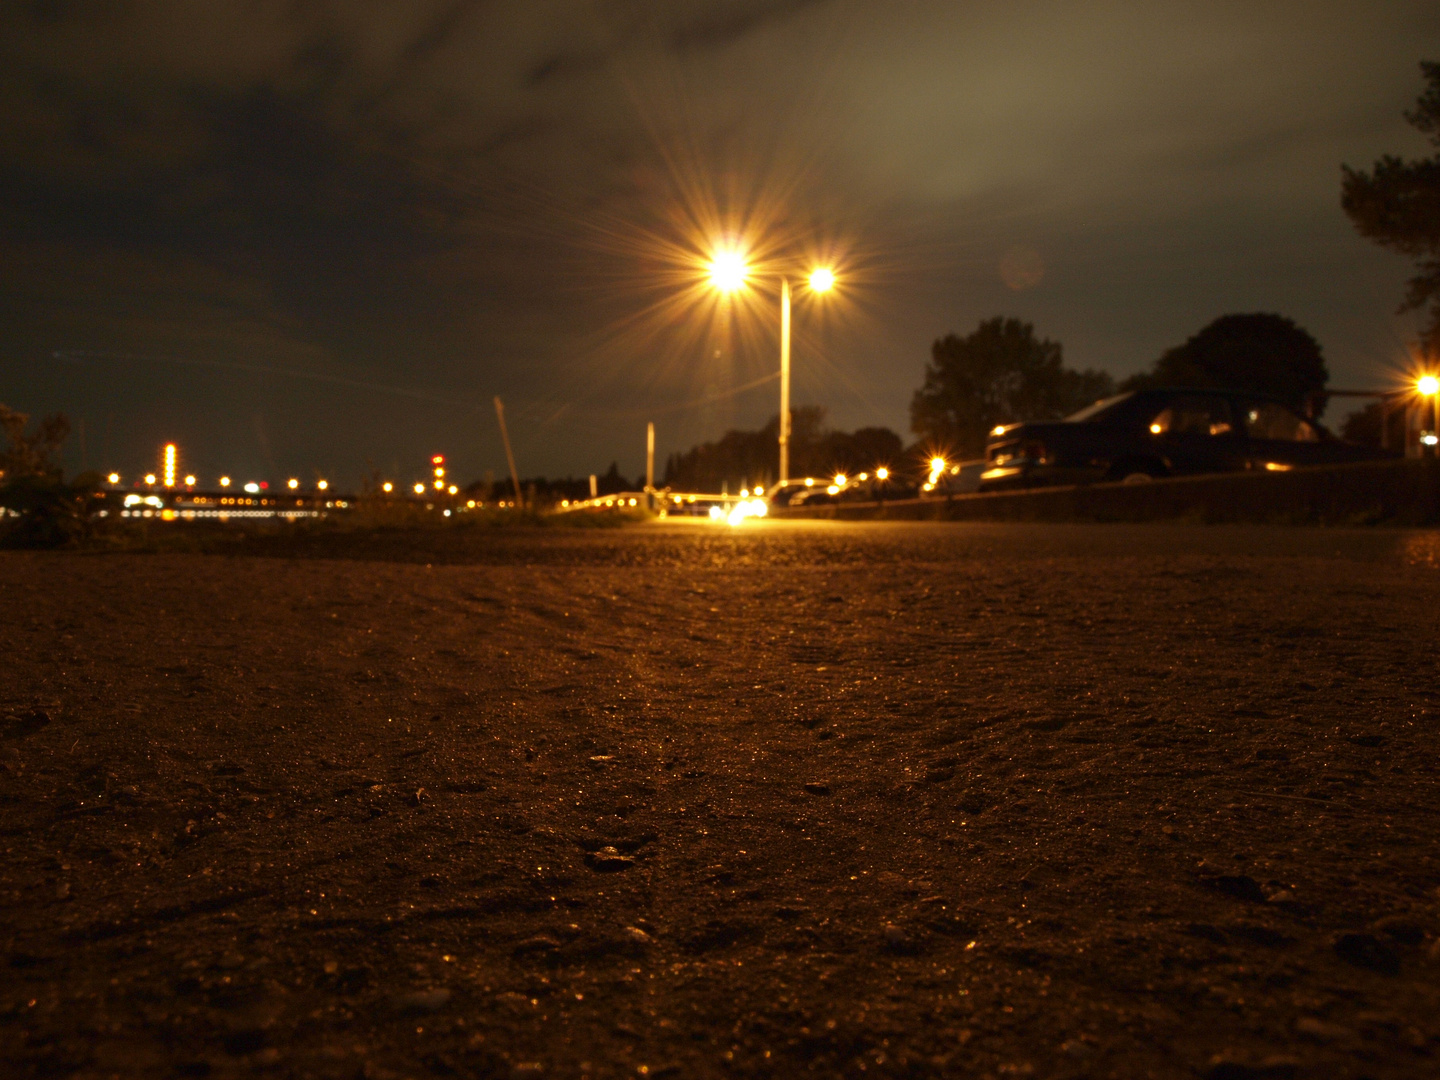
[{"x1": 2, "y1": 521, "x2": 1439, "y2": 1078}]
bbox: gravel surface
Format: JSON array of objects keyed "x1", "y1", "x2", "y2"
[{"x1": 3, "y1": 520, "x2": 1439, "y2": 1079}]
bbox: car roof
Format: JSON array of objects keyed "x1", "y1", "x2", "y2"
[{"x1": 1135, "y1": 387, "x2": 1299, "y2": 407}]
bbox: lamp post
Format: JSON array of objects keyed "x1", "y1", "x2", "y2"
[
  {"x1": 707, "y1": 254, "x2": 836, "y2": 486},
  {"x1": 1420, "y1": 374, "x2": 1439, "y2": 457}
]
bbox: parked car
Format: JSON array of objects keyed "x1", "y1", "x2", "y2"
[{"x1": 979, "y1": 388, "x2": 1396, "y2": 491}]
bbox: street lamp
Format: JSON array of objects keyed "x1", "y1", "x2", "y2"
[
  {"x1": 706, "y1": 249, "x2": 839, "y2": 485},
  {"x1": 1420, "y1": 374, "x2": 1440, "y2": 454}
]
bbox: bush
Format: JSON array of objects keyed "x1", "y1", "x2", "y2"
[{"x1": 0, "y1": 404, "x2": 102, "y2": 549}]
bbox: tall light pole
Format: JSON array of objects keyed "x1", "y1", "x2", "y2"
[
  {"x1": 706, "y1": 253, "x2": 836, "y2": 486},
  {"x1": 1420, "y1": 374, "x2": 1439, "y2": 457},
  {"x1": 779, "y1": 277, "x2": 791, "y2": 483}
]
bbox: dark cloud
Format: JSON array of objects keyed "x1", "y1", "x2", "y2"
[{"x1": 668, "y1": 0, "x2": 835, "y2": 51}]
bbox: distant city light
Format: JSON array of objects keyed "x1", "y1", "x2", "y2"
[
  {"x1": 414, "y1": 483, "x2": 425, "y2": 495},
  {"x1": 876, "y1": 467, "x2": 889, "y2": 480},
  {"x1": 434, "y1": 479, "x2": 444, "y2": 490},
  {"x1": 144, "y1": 473, "x2": 157, "y2": 485},
  {"x1": 162, "y1": 444, "x2": 177, "y2": 488},
  {"x1": 382, "y1": 482, "x2": 393, "y2": 493},
  {"x1": 447, "y1": 485, "x2": 458, "y2": 495},
  {"x1": 287, "y1": 478, "x2": 299, "y2": 490},
  {"x1": 1419, "y1": 375, "x2": 1440, "y2": 396},
  {"x1": 219, "y1": 476, "x2": 231, "y2": 487},
  {"x1": 834, "y1": 474, "x2": 847, "y2": 486},
  {"x1": 107, "y1": 473, "x2": 120, "y2": 485},
  {"x1": 244, "y1": 482, "x2": 260, "y2": 494},
  {"x1": 183, "y1": 475, "x2": 196, "y2": 486},
  {"x1": 317, "y1": 480, "x2": 328, "y2": 491}
]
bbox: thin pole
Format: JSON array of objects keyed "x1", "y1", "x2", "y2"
[
  {"x1": 646, "y1": 422, "x2": 655, "y2": 491},
  {"x1": 779, "y1": 276, "x2": 791, "y2": 485},
  {"x1": 494, "y1": 396, "x2": 522, "y2": 506}
]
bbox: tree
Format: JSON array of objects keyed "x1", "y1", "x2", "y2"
[
  {"x1": 661, "y1": 408, "x2": 904, "y2": 490},
  {"x1": 1342, "y1": 61, "x2": 1440, "y2": 353},
  {"x1": 1120, "y1": 313, "x2": 1329, "y2": 415},
  {"x1": 0, "y1": 404, "x2": 99, "y2": 549},
  {"x1": 0, "y1": 404, "x2": 69, "y2": 482},
  {"x1": 1340, "y1": 400, "x2": 1407, "y2": 448},
  {"x1": 910, "y1": 318, "x2": 1114, "y2": 458}
]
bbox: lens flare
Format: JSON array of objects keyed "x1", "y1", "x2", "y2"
[
  {"x1": 1419, "y1": 375, "x2": 1439, "y2": 396},
  {"x1": 808, "y1": 267, "x2": 836, "y2": 293},
  {"x1": 708, "y1": 250, "x2": 750, "y2": 292}
]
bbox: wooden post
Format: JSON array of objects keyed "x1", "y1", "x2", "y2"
[{"x1": 494, "y1": 397, "x2": 523, "y2": 507}]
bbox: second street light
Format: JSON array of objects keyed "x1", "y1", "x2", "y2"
[{"x1": 707, "y1": 252, "x2": 837, "y2": 485}]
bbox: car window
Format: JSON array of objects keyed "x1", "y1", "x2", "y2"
[
  {"x1": 1066, "y1": 392, "x2": 1134, "y2": 423},
  {"x1": 1147, "y1": 396, "x2": 1234, "y2": 437},
  {"x1": 1242, "y1": 402, "x2": 1318, "y2": 441}
]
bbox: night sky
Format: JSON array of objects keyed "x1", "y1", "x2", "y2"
[{"x1": 3, "y1": 1, "x2": 1437, "y2": 488}]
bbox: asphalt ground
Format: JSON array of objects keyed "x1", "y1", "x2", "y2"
[{"x1": 2, "y1": 521, "x2": 1439, "y2": 1079}]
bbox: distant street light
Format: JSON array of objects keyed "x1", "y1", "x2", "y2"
[
  {"x1": 219, "y1": 476, "x2": 231, "y2": 487},
  {"x1": 382, "y1": 481, "x2": 393, "y2": 493},
  {"x1": 705, "y1": 249, "x2": 840, "y2": 484},
  {"x1": 317, "y1": 480, "x2": 328, "y2": 491},
  {"x1": 107, "y1": 473, "x2": 120, "y2": 485},
  {"x1": 287, "y1": 478, "x2": 299, "y2": 490}
]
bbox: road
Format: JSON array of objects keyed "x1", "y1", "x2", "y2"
[{"x1": 2, "y1": 521, "x2": 1438, "y2": 1078}]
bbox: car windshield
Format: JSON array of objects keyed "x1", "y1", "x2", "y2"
[{"x1": 1065, "y1": 392, "x2": 1134, "y2": 423}]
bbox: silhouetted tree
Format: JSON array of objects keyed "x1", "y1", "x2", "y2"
[
  {"x1": 662, "y1": 408, "x2": 904, "y2": 490},
  {"x1": 1340, "y1": 401, "x2": 1407, "y2": 448},
  {"x1": 0, "y1": 404, "x2": 69, "y2": 481},
  {"x1": 0, "y1": 404, "x2": 99, "y2": 548},
  {"x1": 1342, "y1": 61, "x2": 1440, "y2": 353},
  {"x1": 1120, "y1": 314, "x2": 1328, "y2": 415},
  {"x1": 910, "y1": 318, "x2": 1114, "y2": 458}
]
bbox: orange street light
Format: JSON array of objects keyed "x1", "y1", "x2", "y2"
[
  {"x1": 708, "y1": 250, "x2": 749, "y2": 292},
  {"x1": 705, "y1": 250, "x2": 840, "y2": 484},
  {"x1": 1420, "y1": 374, "x2": 1440, "y2": 455}
]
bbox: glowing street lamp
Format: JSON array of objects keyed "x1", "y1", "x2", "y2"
[
  {"x1": 287, "y1": 478, "x2": 299, "y2": 490},
  {"x1": 317, "y1": 480, "x2": 328, "y2": 491},
  {"x1": 413, "y1": 483, "x2": 425, "y2": 495},
  {"x1": 107, "y1": 473, "x2": 120, "y2": 485},
  {"x1": 144, "y1": 473, "x2": 157, "y2": 486},
  {"x1": 705, "y1": 248, "x2": 840, "y2": 485},
  {"x1": 1420, "y1": 374, "x2": 1440, "y2": 454},
  {"x1": 382, "y1": 481, "x2": 393, "y2": 493},
  {"x1": 219, "y1": 476, "x2": 231, "y2": 488}
]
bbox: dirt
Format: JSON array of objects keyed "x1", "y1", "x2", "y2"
[{"x1": 2, "y1": 520, "x2": 1439, "y2": 1079}]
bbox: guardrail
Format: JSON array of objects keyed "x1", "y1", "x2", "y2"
[{"x1": 767, "y1": 458, "x2": 1440, "y2": 526}]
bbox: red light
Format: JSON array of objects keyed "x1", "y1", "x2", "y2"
[
  {"x1": 259, "y1": 482, "x2": 269, "y2": 489},
  {"x1": 432, "y1": 455, "x2": 444, "y2": 464}
]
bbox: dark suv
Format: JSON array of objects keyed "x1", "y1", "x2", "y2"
[{"x1": 980, "y1": 388, "x2": 1395, "y2": 491}]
